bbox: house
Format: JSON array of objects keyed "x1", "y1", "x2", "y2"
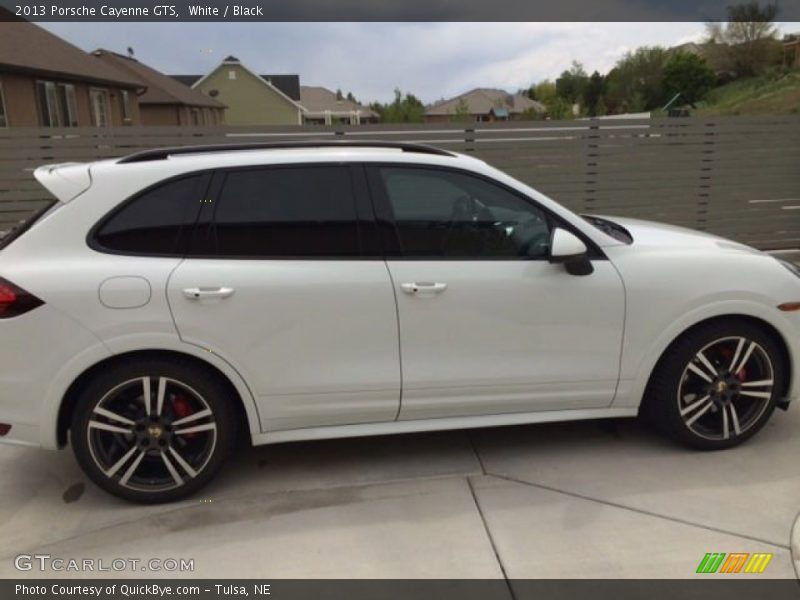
[
  {"x1": 173, "y1": 57, "x2": 303, "y2": 126},
  {"x1": 669, "y1": 41, "x2": 735, "y2": 79},
  {"x1": 425, "y1": 88, "x2": 545, "y2": 123},
  {"x1": 171, "y1": 73, "x2": 301, "y2": 105},
  {"x1": 92, "y1": 50, "x2": 226, "y2": 126},
  {"x1": 298, "y1": 86, "x2": 378, "y2": 125},
  {"x1": 0, "y1": 21, "x2": 142, "y2": 127},
  {"x1": 783, "y1": 34, "x2": 800, "y2": 69}
]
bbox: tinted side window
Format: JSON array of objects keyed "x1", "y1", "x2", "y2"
[
  {"x1": 210, "y1": 166, "x2": 360, "y2": 257},
  {"x1": 95, "y1": 174, "x2": 207, "y2": 254},
  {"x1": 378, "y1": 167, "x2": 551, "y2": 258}
]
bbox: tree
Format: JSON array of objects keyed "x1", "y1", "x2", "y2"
[
  {"x1": 519, "y1": 107, "x2": 545, "y2": 121},
  {"x1": 370, "y1": 89, "x2": 425, "y2": 123},
  {"x1": 556, "y1": 61, "x2": 589, "y2": 106},
  {"x1": 453, "y1": 97, "x2": 472, "y2": 122},
  {"x1": 594, "y1": 97, "x2": 608, "y2": 117},
  {"x1": 546, "y1": 97, "x2": 573, "y2": 120},
  {"x1": 583, "y1": 71, "x2": 606, "y2": 116},
  {"x1": 604, "y1": 47, "x2": 669, "y2": 112},
  {"x1": 527, "y1": 80, "x2": 558, "y2": 113},
  {"x1": 705, "y1": 1, "x2": 780, "y2": 78},
  {"x1": 336, "y1": 88, "x2": 343, "y2": 101},
  {"x1": 662, "y1": 52, "x2": 717, "y2": 105}
]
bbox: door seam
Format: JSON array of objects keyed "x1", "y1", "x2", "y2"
[
  {"x1": 383, "y1": 260, "x2": 404, "y2": 421},
  {"x1": 165, "y1": 257, "x2": 264, "y2": 429}
]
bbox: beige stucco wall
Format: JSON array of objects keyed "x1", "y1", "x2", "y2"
[{"x1": 193, "y1": 63, "x2": 300, "y2": 126}]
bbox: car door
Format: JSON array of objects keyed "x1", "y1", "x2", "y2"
[
  {"x1": 168, "y1": 164, "x2": 400, "y2": 432},
  {"x1": 367, "y1": 165, "x2": 625, "y2": 420}
]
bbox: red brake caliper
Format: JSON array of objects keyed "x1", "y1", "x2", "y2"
[
  {"x1": 172, "y1": 394, "x2": 197, "y2": 439},
  {"x1": 720, "y1": 346, "x2": 746, "y2": 381}
]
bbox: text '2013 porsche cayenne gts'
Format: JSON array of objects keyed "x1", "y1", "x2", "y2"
[{"x1": 0, "y1": 142, "x2": 798, "y2": 502}]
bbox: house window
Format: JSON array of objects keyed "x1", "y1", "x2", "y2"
[
  {"x1": 59, "y1": 84, "x2": 78, "y2": 127},
  {"x1": 228, "y1": 70, "x2": 236, "y2": 80},
  {"x1": 89, "y1": 88, "x2": 111, "y2": 127},
  {"x1": 35, "y1": 81, "x2": 78, "y2": 127},
  {"x1": 120, "y1": 90, "x2": 132, "y2": 123},
  {"x1": 0, "y1": 80, "x2": 7, "y2": 127},
  {"x1": 36, "y1": 81, "x2": 58, "y2": 126},
  {"x1": 190, "y1": 108, "x2": 200, "y2": 126}
]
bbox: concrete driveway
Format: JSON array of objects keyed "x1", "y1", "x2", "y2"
[{"x1": 0, "y1": 409, "x2": 798, "y2": 580}]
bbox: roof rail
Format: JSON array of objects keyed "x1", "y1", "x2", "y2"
[{"x1": 117, "y1": 140, "x2": 455, "y2": 164}]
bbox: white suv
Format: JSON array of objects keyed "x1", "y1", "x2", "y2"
[{"x1": 1, "y1": 142, "x2": 798, "y2": 503}]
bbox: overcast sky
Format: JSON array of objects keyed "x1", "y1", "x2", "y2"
[{"x1": 40, "y1": 22, "x2": 799, "y2": 104}]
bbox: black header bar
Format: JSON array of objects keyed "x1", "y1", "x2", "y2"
[{"x1": 2, "y1": 0, "x2": 798, "y2": 22}]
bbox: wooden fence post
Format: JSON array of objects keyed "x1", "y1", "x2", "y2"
[
  {"x1": 696, "y1": 120, "x2": 715, "y2": 232},
  {"x1": 583, "y1": 118, "x2": 600, "y2": 214}
]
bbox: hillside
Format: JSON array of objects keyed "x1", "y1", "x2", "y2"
[{"x1": 695, "y1": 70, "x2": 800, "y2": 115}]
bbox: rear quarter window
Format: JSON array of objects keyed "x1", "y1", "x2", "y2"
[
  {"x1": 92, "y1": 173, "x2": 210, "y2": 255},
  {"x1": 0, "y1": 189, "x2": 59, "y2": 250}
]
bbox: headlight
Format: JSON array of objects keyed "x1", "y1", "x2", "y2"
[{"x1": 777, "y1": 258, "x2": 800, "y2": 279}]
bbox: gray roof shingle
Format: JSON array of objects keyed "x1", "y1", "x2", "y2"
[
  {"x1": 0, "y1": 22, "x2": 141, "y2": 88},
  {"x1": 93, "y1": 50, "x2": 225, "y2": 108},
  {"x1": 299, "y1": 86, "x2": 377, "y2": 117},
  {"x1": 426, "y1": 88, "x2": 545, "y2": 116}
]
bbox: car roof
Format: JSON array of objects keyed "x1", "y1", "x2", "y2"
[
  {"x1": 85, "y1": 143, "x2": 487, "y2": 183},
  {"x1": 116, "y1": 141, "x2": 456, "y2": 164}
]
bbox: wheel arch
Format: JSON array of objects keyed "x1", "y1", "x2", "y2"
[
  {"x1": 56, "y1": 349, "x2": 257, "y2": 448},
  {"x1": 643, "y1": 314, "x2": 792, "y2": 408}
]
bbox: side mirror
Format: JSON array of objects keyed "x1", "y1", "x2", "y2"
[{"x1": 549, "y1": 228, "x2": 594, "y2": 276}]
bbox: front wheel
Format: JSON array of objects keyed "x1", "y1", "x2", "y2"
[
  {"x1": 643, "y1": 320, "x2": 785, "y2": 450},
  {"x1": 70, "y1": 358, "x2": 239, "y2": 503}
]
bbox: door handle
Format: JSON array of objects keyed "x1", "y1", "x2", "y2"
[
  {"x1": 183, "y1": 287, "x2": 235, "y2": 300},
  {"x1": 400, "y1": 282, "x2": 448, "y2": 295}
]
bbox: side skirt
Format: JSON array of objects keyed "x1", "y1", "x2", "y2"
[{"x1": 252, "y1": 407, "x2": 639, "y2": 446}]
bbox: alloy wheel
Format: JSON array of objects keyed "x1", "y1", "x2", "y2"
[
  {"x1": 86, "y1": 377, "x2": 217, "y2": 493},
  {"x1": 677, "y1": 336, "x2": 774, "y2": 441}
]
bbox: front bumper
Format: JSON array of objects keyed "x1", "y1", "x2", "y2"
[{"x1": 0, "y1": 422, "x2": 40, "y2": 447}]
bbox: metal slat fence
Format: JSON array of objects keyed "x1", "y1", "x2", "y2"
[{"x1": 0, "y1": 116, "x2": 798, "y2": 250}]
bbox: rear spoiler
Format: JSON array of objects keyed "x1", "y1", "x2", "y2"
[{"x1": 33, "y1": 162, "x2": 92, "y2": 203}]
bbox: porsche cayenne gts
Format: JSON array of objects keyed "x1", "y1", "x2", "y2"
[{"x1": 0, "y1": 141, "x2": 798, "y2": 502}]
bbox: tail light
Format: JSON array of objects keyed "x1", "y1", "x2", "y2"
[{"x1": 0, "y1": 277, "x2": 44, "y2": 318}]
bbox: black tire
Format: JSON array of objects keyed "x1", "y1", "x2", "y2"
[
  {"x1": 70, "y1": 357, "x2": 239, "y2": 503},
  {"x1": 642, "y1": 319, "x2": 784, "y2": 450}
]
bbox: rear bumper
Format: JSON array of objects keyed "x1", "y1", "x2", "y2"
[{"x1": 0, "y1": 305, "x2": 110, "y2": 450}]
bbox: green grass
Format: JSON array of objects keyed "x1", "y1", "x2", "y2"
[{"x1": 695, "y1": 69, "x2": 800, "y2": 116}]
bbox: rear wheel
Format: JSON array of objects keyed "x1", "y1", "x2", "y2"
[
  {"x1": 70, "y1": 358, "x2": 238, "y2": 503},
  {"x1": 643, "y1": 320, "x2": 784, "y2": 450}
]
